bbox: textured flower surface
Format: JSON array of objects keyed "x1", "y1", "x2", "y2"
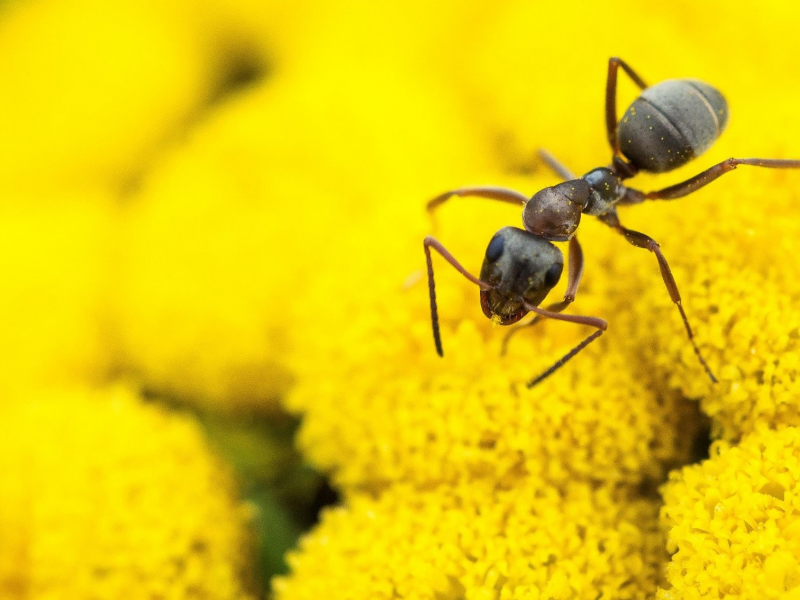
[
  {"x1": 275, "y1": 481, "x2": 666, "y2": 600},
  {"x1": 660, "y1": 426, "x2": 800, "y2": 598},
  {"x1": 275, "y1": 2, "x2": 800, "y2": 599}
]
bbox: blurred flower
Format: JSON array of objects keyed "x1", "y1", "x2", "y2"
[
  {"x1": 0, "y1": 199, "x2": 117, "y2": 396},
  {"x1": 116, "y1": 43, "x2": 494, "y2": 412},
  {"x1": 0, "y1": 0, "x2": 304, "y2": 199},
  {"x1": 0, "y1": 385, "x2": 257, "y2": 599}
]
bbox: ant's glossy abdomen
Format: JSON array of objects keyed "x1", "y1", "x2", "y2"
[{"x1": 618, "y1": 79, "x2": 729, "y2": 173}]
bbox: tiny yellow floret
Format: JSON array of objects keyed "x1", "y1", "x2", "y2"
[{"x1": 274, "y1": 481, "x2": 665, "y2": 600}]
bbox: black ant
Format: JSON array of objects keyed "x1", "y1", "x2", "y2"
[{"x1": 424, "y1": 57, "x2": 800, "y2": 387}]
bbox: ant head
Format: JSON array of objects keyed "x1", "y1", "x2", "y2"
[
  {"x1": 522, "y1": 179, "x2": 590, "y2": 241},
  {"x1": 479, "y1": 226, "x2": 563, "y2": 324}
]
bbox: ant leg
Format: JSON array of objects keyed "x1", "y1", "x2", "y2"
[
  {"x1": 606, "y1": 57, "x2": 648, "y2": 157},
  {"x1": 501, "y1": 236, "x2": 585, "y2": 355},
  {"x1": 424, "y1": 236, "x2": 491, "y2": 356},
  {"x1": 538, "y1": 148, "x2": 576, "y2": 181},
  {"x1": 562, "y1": 235, "x2": 585, "y2": 305},
  {"x1": 598, "y1": 210, "x2": 717, "y2": 383},
  {"x1": 521, "y1": 303, "x2": 607, "y2": 387},
  {"x1": 427, "y1": 186, "x2": 528, "y2": 214},
  {"x1": 640, "y1": 157, "x2": 800, "y2": 200}
]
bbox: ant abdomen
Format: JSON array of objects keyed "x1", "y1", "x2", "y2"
[{"x1": 619, "y1": 79, "x2": 729, "y2": 173}]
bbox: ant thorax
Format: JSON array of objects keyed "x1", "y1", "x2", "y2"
[
  {"x1": 581, "y1": 168, "x2": 625, "y2": 216},
  {"x1": 522, "y1": 180, "x2": 590, "y2": 241}
]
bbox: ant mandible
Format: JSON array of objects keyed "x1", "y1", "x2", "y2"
[{"x1": 424, "y1": 57, "x2": 800, "y2": 387}]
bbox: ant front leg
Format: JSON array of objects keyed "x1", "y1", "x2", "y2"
[
  {"x1": 523, "y1": 303, "x2": 607, "y2": 387},
  {"x1": 598, "y1": 209, "x2": 717, "y2": 383},
  {"x1": 605, "y1": 57, "x2": 648, "y2": 158},
  {"x1": 423, "y1": 236, "x2": 491, "y2": 356},
  {"x1": 501, "y1": 235, "x2": 585, "y2": 355},
  {"x1": 637, "y1": 157, "x2": 800, "y2": 201}
]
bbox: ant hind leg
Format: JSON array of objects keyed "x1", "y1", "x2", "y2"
[
  {"x1": 598, "y1": 209, "x2": 717, "y2": 383},
  {"x1": 641, "y1": 157, "x2": 800, "y2": 201},
  {"x1": 605, "y1": 57, "x2": 648, "y2": 158}
]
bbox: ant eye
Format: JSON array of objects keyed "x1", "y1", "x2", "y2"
[
  {"x1": 544, "y1": 263, "x2": 562, "y2": 288},
  {"x1": 485, "y1": 235, "x2": 505, "y2": 262}
]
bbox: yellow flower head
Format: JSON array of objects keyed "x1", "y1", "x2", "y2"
[
  {"x1": 285, "y1": 211, "x2": 704, "y2": 493},
  {"x1": 275, "y1": 481, "x2": 665, "y2": 600},
  {"x1": 0, "y1": 200, "x2": 116, "y2": 396},
  {"x1": 0, "y1": 0, "x2": 309, "y2": 199},
  {"x1": 275, "y1": 1, "x2": 800, "y2": 598},
  {"x1": 117, "y1": 47, "x2": 493, "y2": 412},
  {"x1": 0, "y1": 385, "x2": 256, "y2": 599},
  {"x1": 3, "y1": 0, "x2": 800, "y2": 596},
  {"x1": 660, "y1": 426, "x2": 800, "y2": 598}
]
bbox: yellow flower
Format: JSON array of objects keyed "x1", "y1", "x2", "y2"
[
  {"x1": 285, "y1": 210, "x2": 703, "y2": 492},
  {"x1": 660, "y1": 426, "x2": 800, "y2": 598},
  {"x1": 3, "y1": 0, "x2": 800, "y2": 596},
  {"x1": 275, "y1": 1, "x2": 800, "y2": 597},
  {"x1": 116, "y1": 46, "x2": 493, "y2": 412},
  {"x1": 0, "y1": 0, "x2": 299, "y2": 199},
  {"x1": 275, "y1": 481, "x2": 665, "y2": 600},
  {"x1": 403, "y1": 0, "x2": 800, "y2": 444},
  {"x1": 585, "y1": 166, "x2": 800, "y2": 443},
  {"x1": 0, "y1": 199, "x2": 116, "y2": 396},
  {"x1": 0, "y1": 385, "x2": 256, "y2": 599}
]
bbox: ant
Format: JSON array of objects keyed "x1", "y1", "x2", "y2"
[{"x1": 424, "y1": 57, "x2": 800, "y2": 387}]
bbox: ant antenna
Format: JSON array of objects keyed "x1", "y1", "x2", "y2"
[
  {"x1": 424, "y1": 238, "x2": 444, "y2": 356},
  {"x1": 423, "y1": 236, "x2": 492, "y2": 357}
]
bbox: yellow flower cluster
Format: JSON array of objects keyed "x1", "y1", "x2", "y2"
[
  {"x1": 0, "y1": 0, "x2": 295, "y2": 198},
  {"x1": 4, "y1": 0, "x2": 800, "y2": 596},
  {"x1": 660, "y1": 426, "x2": 800, "y2": 598},
  {"x1": 285, "y1": 223, "x2": 703, "y2": 492},
  {"x1": 272, "y1": 2, "x2": 800, "y2": 599},
  {"x1": 0, "y1": 0, "x2": 300, "y2": 589},
  {"x1": 0, "y1": 386, "x2": 256, "y2": 600},
  {"x1": 278, "y1": 154, "x2": 685, "y2": 598},
  {"x1": 115, "y1": 51, "x2": 490, "y2": 410},
  {"x1": 589, "y1": 166, "x2": 800, "y2": 444},
  {"x1": 0, "y1": 201, "x2": 115, "y2": 396},
  {"x1": 0, "y1": 0, "x2": 291, "y2": 406},
  {"x1": 276, "y1": 482, "x2": 665, "y2": 600}
]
